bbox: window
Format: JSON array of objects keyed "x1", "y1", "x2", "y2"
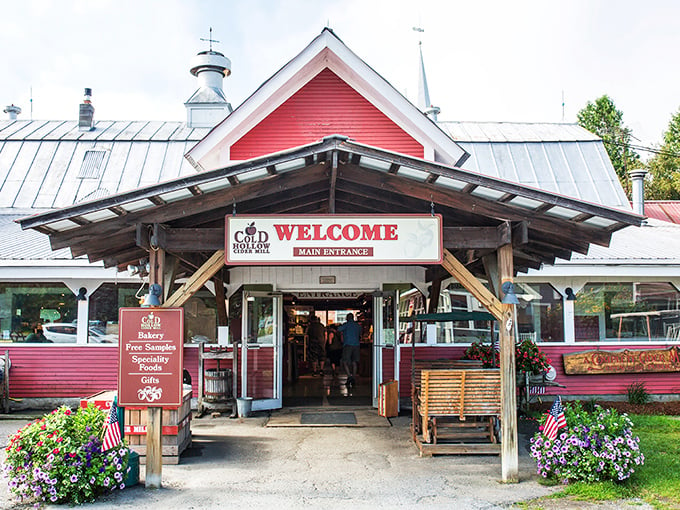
[
  {"x1": 88, "y1": 283, "x2": 141, "y2": 343},
  {"x1": 515, "y1": 283, "x2": 564, "y2": 343},
  {"x1": 575, "y1": 282, "x2": 680, "y2": 342},
  {"x1": 0, "y1": 283, "x2": 77, "y2": 342},
  {"x1": 78, "y1": 150, "x2": 107, "y2": 179}
]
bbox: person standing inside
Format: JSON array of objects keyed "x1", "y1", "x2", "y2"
[
  {"x1": 306, "y1": 315, "x2": 326, "y2": 376},
  {"x1": 338, "y1": 313, "x2": 361, "y2": 386},
  {"x1": 25, "y1": 323, "x2": 50, "y2": 343},
  {"x1": 326, "y1": 324, "x2": 342, "y2": 377}
]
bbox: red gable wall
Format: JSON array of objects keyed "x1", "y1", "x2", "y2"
[{"x1": 230, "y1": 68, "x2": 423, "y2": 160}]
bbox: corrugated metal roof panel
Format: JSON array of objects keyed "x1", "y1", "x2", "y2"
[
  {"x1": 0, "y1": 215, "x2": 73, "y2": 260},
  {"x1": 114, "y1": 121, "x2": 150, "y2": 141},
  {"x1": 0, "y1": 120, "x2": 204, "y2": 209},
  {"x1": 440, "y1": 121, "x2": 600, "y2": 142},
  {"x1": 453, "y1": 138, "x2": 630, "y2": 210},
  {"x1": 43, "y1": 121, "x2": 79, "y2": 140},
  {"x1": 570, "y1": 219, "x2": 680, "y2": 262},
  {"x1": 644, "y1": 201, "x2": 680, "y2": 224}
]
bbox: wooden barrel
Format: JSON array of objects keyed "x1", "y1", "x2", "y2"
[{"x1": 205, "y1": 368, "x2": 232, "y2": 401}]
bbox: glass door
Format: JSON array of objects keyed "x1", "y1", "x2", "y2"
[
  {"x1": 372, "y1": 291, "x2": 400, "y2": 408},
  {"x1": 241, "y1": 291, "x2": 282, "y2": 411}
]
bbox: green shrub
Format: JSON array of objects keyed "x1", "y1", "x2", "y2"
[
  {"x1": 626, "y1": 381, "x2": 650, "y2": 405},
  {"x1": 530, "y1": 401, "x2": 644, "y2": 483},
  {"x1": 3, "y1": 404, "x2": 129, "y2": 505}
]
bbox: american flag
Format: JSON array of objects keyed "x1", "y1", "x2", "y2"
[
  {"x1": 543, "y1": 396, "x2": 567, "y2": 440},
  {"x1": 102, "y1": 397, "x2": 122, "y2": 452}
]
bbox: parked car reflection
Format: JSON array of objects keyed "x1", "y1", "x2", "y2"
[{"x1": 42, "y1": 323, "x2": 117, "y2": 343}]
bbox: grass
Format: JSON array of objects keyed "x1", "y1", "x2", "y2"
[{"x1": 524, "y1": 414, "x2": 680, "y2": 509}]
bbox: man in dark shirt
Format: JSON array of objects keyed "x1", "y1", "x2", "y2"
[{"x1": 338, "y1": 313, "x2": 361, "y2": 385}]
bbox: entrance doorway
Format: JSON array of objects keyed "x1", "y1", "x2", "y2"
[{"x1": 282, "y1": 292, "x2": 373, "y2": 407}]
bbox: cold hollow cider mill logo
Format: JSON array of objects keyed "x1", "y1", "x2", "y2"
[
  {"x1": 233, "y1": 222, "x2": 271, "y2": 254},
  {"x1": 140, "y1": 312, "x2": 161, "y2": 330}
]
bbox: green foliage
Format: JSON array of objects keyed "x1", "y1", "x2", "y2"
[
  {"x1": 530, "y1": 402, "x2": 644, "y2": 483},
  {"x1": 581, "y1": 398, "x2": 599, "y2": 413},
  {"x1": 645, "y1": 109, "x2": 680, "y2": 200},
  {"x1": 3, "y1": 405, "x2": 129, "y2": 506},
  {"x1": 626, "y1": 382, "x2": 650, "y2": 405},
  {"x1": 577, "y1": 95, "x2": 641, "y2": 195}
]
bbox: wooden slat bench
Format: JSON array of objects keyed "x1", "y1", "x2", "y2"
[
  {"x1": 410, "y1": 359, "x2": 483, "y2": 440},
  {"x1": 415, "y1": 368, "x2": 501, "y2": 456}
]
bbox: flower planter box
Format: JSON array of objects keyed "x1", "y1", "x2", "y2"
[{"x1": 80, "y1": 388, "x2": 192, "y2": 465}]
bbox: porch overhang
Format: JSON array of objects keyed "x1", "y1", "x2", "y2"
[{"x1": 18, "y1": 134, "x2": 643, "y2": 279}]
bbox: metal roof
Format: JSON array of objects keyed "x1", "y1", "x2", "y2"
[
  {"x1": 439, "y1": 122, "x2": 630, "y2": 210},
  {"x1": 0, "y1": 120, "x2": 210, "y2": 210},
  {"x1": 643, "y1": 201, "x2": 680, "y2": 224},
  {"x1": 0, "y1": 214, "x2": 72, "y2": 260},
  {"x1": 569, "y1": 219, "x2": 680, "y2": 264}
]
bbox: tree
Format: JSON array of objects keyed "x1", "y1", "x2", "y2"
[
  {"x1": 645, "y1": 109, "x2": 680, "y2": 200},
  {"x1": 577, "y1": 95, "x2": 641, "y2": 195}
]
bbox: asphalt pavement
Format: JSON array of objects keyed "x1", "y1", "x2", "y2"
[{"x1": 0, "y1": 409, "x2": 560, "y2": 509}]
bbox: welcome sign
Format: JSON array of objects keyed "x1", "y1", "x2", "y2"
[{"x1": 225, "y1": 214, "x2": 442, "y2": 265}]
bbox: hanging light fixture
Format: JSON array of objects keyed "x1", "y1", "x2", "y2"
[
  {"x1": 501, "y1": 281, "x2": 520, "y2": 305},
  {"x1": 142, "y1": 283, "x2": 163, "y2": 307}
]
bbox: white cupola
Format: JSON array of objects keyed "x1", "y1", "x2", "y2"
[{"x1": 184, "y1": 48, "x2": 232, "y2": 128}]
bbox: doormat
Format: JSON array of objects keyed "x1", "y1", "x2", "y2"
[
  {"x1": 265, "y1": 408, "x2": 391, "y2": 427},
  {"x1": 300, "y1": 412, "x2": 357, "y2": 425}
]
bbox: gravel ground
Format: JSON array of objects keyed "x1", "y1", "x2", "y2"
[{"x1": 0, "y1": 411, "x2": 657, "y2": 509}]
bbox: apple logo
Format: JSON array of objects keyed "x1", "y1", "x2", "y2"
[{"x1": 245, "y1": 222, "x2": 257, "y2": 236}]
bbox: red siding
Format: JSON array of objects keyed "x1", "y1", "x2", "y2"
[
  {"x1": 6, "y1": 343, "x2": 678, "y2": 402},
  {"x1": 4, "y1": 345, "x2": 198, "y2": 400},
  {"x1": 231, "y1": 68, "x2": 423, "y2": 159},
  {"x1": 397, "y1": 344, "x2": 680, "y2": 399}
]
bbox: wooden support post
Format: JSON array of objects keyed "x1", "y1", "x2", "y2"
[
  {"x1": 146, "y1": 245, "x2": 165, "y2": 488},
  {"x1": 498, "y1": 243, "x2": 519, "y2": 483},
  {"x1": 145, "y1": 406, "x2": 163, "y2": 489},
  {"x1": 427, "y1": 278, "x2": 442, "y2": 314},
  {"x1": 214, "y1": 276, "x2": 228, "y2": 326}
]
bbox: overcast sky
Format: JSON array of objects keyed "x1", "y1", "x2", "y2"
[{"x1": 2, "y1": 0, "x2": 678, "y2": 153}]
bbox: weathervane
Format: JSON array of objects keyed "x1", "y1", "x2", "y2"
[{"x1": 200, "y1": 27, "x2": 220, "y2": 52}]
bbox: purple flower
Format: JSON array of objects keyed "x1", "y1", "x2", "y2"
[{"x1": 70, "y1": 474, "x2": 78, "y2": 483}]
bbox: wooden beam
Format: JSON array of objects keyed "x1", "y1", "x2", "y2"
[
  {"x1": 48, "y1": 164, "x2": 329, "y2": 251},
  {"x1": 162, "y1": 250, "x2": 225, "y2": 308},
  {"x1": 427, "y1": 278, "x2": 442, "y2": 314},
  {"x1": 498, "y1": 243, "x2": 519, "y2": 483},
  {"x1": 156, "y1": 226, "x2": 224, "y2": 252},
  {"x1": 440, "y1": 249, "x2": 503, "y2": 321},
  {"x1": 340, "y1": 165, "x2": 613, "y2": 247},
  {"x1": 214, "y1": 276, "x2": 228, "y2": 326}
]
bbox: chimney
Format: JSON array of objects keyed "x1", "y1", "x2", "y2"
[
  {"x1": 79, "y1": 88, "x2": 95, "y2": 131},
  {"x1": 629, "y1": 169, "x2": 647, "y2": 217},
  {"x1": 3, "y1": 104, "x2": 21, "y2": 120},
  {"x1": 185, "y1": 50, "x2": 232, "y2": 128}
]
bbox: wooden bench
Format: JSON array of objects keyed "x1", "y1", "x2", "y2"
[
  {"x1": 410, "y1": 359, "x2": 483, "y2": 440},
  {"x1": 415, "y1": 369, "x2": 501, "y2": 456}
]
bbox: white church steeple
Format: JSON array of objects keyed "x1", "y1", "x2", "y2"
[{"x1": 414, "y1": 28, "x2": 440, "y2": 121}]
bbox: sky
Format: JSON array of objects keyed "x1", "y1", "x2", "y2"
[{"x1": 1, "y1": 0, "x2": 679, "y2": 153}]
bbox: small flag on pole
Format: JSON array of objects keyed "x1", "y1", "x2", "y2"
[
  {"x1": 542, "y1": 395, "x2": 567, "y2": 440},
  {"x1": 102, "y1": 397, "x2": 122, "y2": 452}
]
